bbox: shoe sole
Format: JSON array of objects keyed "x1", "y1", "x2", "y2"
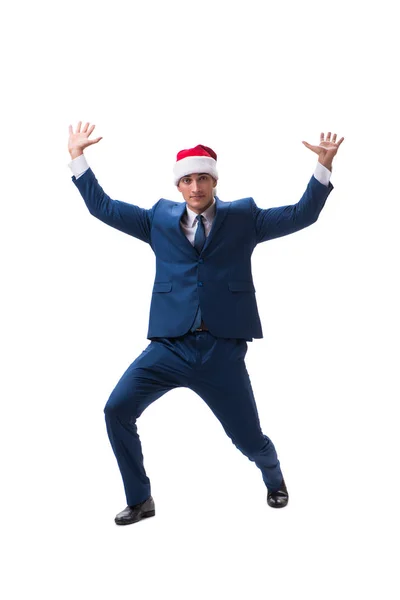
[
  {"x1": 115, "y1": 509, "x2": 155, "y2": 526},
  {"x1": 267, "y1": 500, "x2": 289, "y2": 508}
]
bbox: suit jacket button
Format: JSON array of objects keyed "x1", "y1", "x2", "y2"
[{"x1": 198, "y1": 281, "x2": 203, "y2": 287}]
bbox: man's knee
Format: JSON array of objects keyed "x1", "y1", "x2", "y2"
[
  {"x1": 104, "y1": 384, "x2": 136, "y2": 420},
  {"x1": 231, "y1": 433, "x2": 275, "y2": 461}
]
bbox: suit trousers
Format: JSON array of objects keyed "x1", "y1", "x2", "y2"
[{"x1": 104, "y1": 331, "x2": 283, "y2": 506}]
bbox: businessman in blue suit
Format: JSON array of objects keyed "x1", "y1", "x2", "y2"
[{"x1": 68, "y1": 123, "x2": 343, "y2": 525}]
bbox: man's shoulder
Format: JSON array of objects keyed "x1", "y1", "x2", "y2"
[
  {"x1": 158, "y1": 198, "x2": 179, "y2": 204},
  {"x1": 149, "y1": 198, "x2": 181, "y2": 213},
  {"x1": 157, "y1": 198, "x2": 184, "y2": 207},
  {"x1": 217, "y1": 196, "x2": 254, "y2": 212}
]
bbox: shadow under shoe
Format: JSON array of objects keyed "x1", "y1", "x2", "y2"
[
  {"x1": 115, "y1": 496, "x2": 155, "y2": 525},
  {"x1": 267, "y1": 478, "x2": 289, "y2": 508}
]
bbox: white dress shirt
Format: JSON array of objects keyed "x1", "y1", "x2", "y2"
[
  {"x1": 180, "y1": 200, "x2": 216, "y2": 244},
  {"x1": 69, "y1": 155, "x2": 331, "y2": 243}
]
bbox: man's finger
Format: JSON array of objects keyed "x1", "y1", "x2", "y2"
[
  {"x1": 76, "y1": 121, "x2": 82, "y2": 133},
  {"x1": 337, "y1": 137, "x2": 345, "y2": 147},
  {"x1": 88, "y1": 124, "x2": 95, "y2": 136},
  {"x1": 320, "y1": 132, "x2": 324, "y2": 143},
  {"x1": 69, "y1": 124, "x2": 73, "y2": 135},
  {"x1": 302, "y1": 141, "x2": 321, "y2": 155}
]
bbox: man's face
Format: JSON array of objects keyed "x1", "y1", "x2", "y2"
[{"x1": 177, "y1": 173, "x2": 217, "y2": 214}]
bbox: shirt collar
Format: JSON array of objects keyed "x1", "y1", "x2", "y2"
[{"x1": 185, "y1": 198, "x2": 216, "y2": 227}]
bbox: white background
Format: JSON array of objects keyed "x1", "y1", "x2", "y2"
[{"x1": 1, "y1": 0, "x2": 399, "y2": 598}]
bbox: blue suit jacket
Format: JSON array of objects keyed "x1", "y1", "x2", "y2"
[{"x1": 73, "y1": 169, "x2": 333, "y2": 340}]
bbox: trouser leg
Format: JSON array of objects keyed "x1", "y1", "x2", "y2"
[
  {"x1": 104, "y1": 342, "x2": 181, "y2": 506},
  {"x1": 190, "y1": 334, "x2": 283, "y2": 491}
]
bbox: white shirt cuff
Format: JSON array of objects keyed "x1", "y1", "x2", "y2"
[
  {"x1": 313, "y1": 162, "x2": 331, "y2": 186},
  {"x1": 68, "y1": 154, "x2": 89, "y2": 179}
]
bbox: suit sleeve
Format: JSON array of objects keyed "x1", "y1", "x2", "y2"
[
  {"x1": 251, "y1": 176, "x2": 334, "y2": 244},
  {"x1": 72, "y1": 168, "x2": 159, "y2": 244}
]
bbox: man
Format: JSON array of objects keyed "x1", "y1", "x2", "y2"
[{"x1": 68, "y1": 123, "x2": 343, "y2": 525}]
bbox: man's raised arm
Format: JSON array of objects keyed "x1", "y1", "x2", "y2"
[
  {"x1": 253, "y1": 132, "x2": 344, "y2": 244},
  {"x1": 68, "y1": 122, "x2": 158, "y2": 244}
]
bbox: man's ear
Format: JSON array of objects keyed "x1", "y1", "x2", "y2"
[{"x1": 212, "y1": 178, "x2": 218, "y2": 188}]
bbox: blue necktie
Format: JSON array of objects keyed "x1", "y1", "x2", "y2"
[
  {"x1": 194, "y1": 214, "x2": 206, "y2": 254},
  {"x1": 191, "y1": 215, "x2": 206, "y2": 330}
]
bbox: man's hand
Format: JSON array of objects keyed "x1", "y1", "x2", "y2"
[
  {"x1": 302, "y1": 132, "x2": 344, "y2": 172},
  {"x1": 68, "y1": 121, "x2": 103, "y2": 160}
]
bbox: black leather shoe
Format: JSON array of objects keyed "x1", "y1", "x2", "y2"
[
  {"x1": 114, "y1": 496, "x2": 155, "y2": 525},
  {"x1": 267, "y1": 478, "x2": 289, "y2": 508}
]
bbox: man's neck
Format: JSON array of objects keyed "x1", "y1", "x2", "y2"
[{"x1": 186, "y1": 197, "x2": 215, "y2": 215}]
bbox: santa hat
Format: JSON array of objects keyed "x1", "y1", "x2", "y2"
[{"x1": 173, "y1": 144, "x2": 218, "y2": 185}]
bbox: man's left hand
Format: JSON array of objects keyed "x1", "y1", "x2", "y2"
[{"x1": 302, "y1": 132, "x2": 344, "y2": 172}]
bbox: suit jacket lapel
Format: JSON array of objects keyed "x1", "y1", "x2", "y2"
[
  {"x1": 203, "y1": 197, "x2": 231, "y2": 253},
  {"x1": 171, "y1": 202, "x2": 198, "y2": 257},
  {"x1": 171, "y1": 197, "x2": 231, "y2": 257}
]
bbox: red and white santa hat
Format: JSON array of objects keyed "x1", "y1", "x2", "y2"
[{"x1": 173, "y1": 144, "x2": 218, "y2": 185}]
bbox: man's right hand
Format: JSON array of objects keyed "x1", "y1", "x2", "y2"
[{"x1": 68, "y1": 121, "x2": 103, "y2": 159}]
